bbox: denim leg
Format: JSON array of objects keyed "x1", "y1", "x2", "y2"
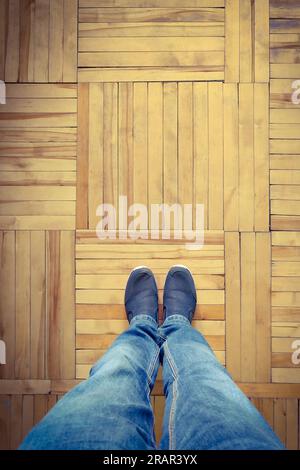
[
  {"x1": 158, "y1": 316, "x2": 284, "y2": 450},
  {"x1": 19, "y1": 316, "x2": 160, "y2": 450}
]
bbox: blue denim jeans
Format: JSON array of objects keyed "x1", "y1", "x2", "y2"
[{"x1": 20, "y1": 315, "x2": 284, "y2": 450}]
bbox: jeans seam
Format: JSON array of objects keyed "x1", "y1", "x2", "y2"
[
  {"x1": 164, "y1": 341, "x2": 178, "y2": 450},
  {"x1": 146, "y1": 347, "x2": 160, "y2": 392}
]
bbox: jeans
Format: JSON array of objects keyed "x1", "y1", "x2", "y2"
[{"x1": 20, "y1": 315, "x2": 284, "y2": 450}]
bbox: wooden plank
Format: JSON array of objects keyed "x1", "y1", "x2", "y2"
[
  {"x1": 19, "y1": 0, "x2": 35, "y2": 82},
  {"x1": 194, "y1": 82, "x2": 208, "y2": 229},
  {"x1": 224, "y1": 83, "x2": 239, "y2": 230},
  {"x1": 254, "y1": 84, "x2": 269, "y2": 231},
  {"x1": 256, "y1": 233, "x2": 271, "y2": 382},
  {"x1": 271, "y1": 155, "x2": 300, "y2": 170},
  {"x1": 225, "y1": 0, "x2": 239, "y2": 82},
  {"x1": 239, "y1": 0, "x2": 253, "y2": 82},
  {"x1": 5, "y1": 84, "x2": 77, "y2": 98},
  {"x1": 254, "y1": 0, "x2": 269, "y2": 82},
  {"x1": 30, "y1": 231, "x2": 46, "y2": 379},
  {"x1": 119, "y1": 82, "x2": 134, "y2": 210},
  {"x1": 239, "y1": 84, "x2": 254, "y2": 231},
  {"x1": 0, "y1": 186, "x2": 76, "y2": 201},
  {"x1": 148, "y1": 82, "x2": 163, "y2": 216},
  {"x1": 225, "y1": 232, "x2": 241, "y2": 380},
  {"x1": 0, "y1": 128, "x2": 77, "y2": 142},
  {"x1": 178, "y1": 83, "x2": 193, "y2": 212},
  {"x1": 286, "y1": 398, "x2": 299, "y2": 450},
  {"x1": 22, "y1": 395, "x2": 33, "y2": 440},
  {"x1": 133, "y1": 82, "x2": 148, "y2": 208},
  {"x1": 63, "y1": 0, "x2": 78, "y2": 82},
  {"x1": 208, "y1": 82, "x2": 223, "y2": 229},
  {"x1": 78, "y1": 68, "x2": 224, "y2": 82},
  {"x1": 79, "y1": 0, "x2": 225, "y2": 6},
  {"x1": 272, "y1": 368, "x2": 300, "y2": 383},
  {"x1": 271, "y1": 185, "x2": 300, "y2": 200},
  {"x1": 79, "y1": 36, "x2": 224, "y2": 52},
  {"x1": 272, "y1": 216, "x2": 300, "y2": 230},
  {"x1": 163, "y1": 82, "x2": 178, "y2": 211},
  {"x1": 76, "y1": 242, "x2": 224, "y2": 258},
  {"x1": 34, "y1": 395, "x2": 47, "y2": 426},
  {"x1": 271, "y1": 64, "x2": 300, "y2": 79},
  {"x1": 272, "y1": 246, "x2": 300, "y2": 261},
  {"x1": 0, "y1": 396, "x2": 10, "y2": 450},
  {"x1": 77, "y1": 83, "x2": 89, "y2": 229},
  {"x1": 0, "y1": 232, "x2": 15, "y2": 379},
  {"x1": 79, "y1": 8, "x2": 225, "y2": 23},
  {"x1": 274, "y1": 398, "x2": 287, "y2": 445},
  {"x1": 0, "y1": 201, "x2": 75, "y2": 217},
  {"x1": 0, "y1": 98, "x2": 77, "y2": 114},
  {"x1": 88, "y1": 83, "x2": 103, "y2": 230},
  {"x1": 79, "y1": 21, "x2": 225, "y2": 37},
  {"x1": 15, "y1": 231, "x2": 30, "y2": 380},
  {"x1": 241, "y1": 233, "x2": 256, "y2": 382},
  {"x1": 82, "y1": 49, "x2": 225, "y2": 68},
  {"x1": 262, "y1": 399, "x2": 274, "y2": 428},
  {"x1": 272, "y1": 231, "x2": 300, "y2": 246},
  {"x1": 271, "y1": 140, "x2": 300, "y2": 154},
  {"x1": 103, "y1": 83, "x2": 118, "y2": 228},
  {"x1": 272, "y1": 277, "x2": 300, "y2": 291},
  {"x1": 270, "y1": 0, "x2": 300, "y2": 18},
  {"x1": 271, "y1": 170, "x2": 300, "y2": 185},
  {"x1": 47, "y1": 231, "x2": 75, "y2": 379},
  {"x1": 49, "y1": 0, "x2": 64, "y2": 82},
  {"x1": 5, "y1": 0, "x2": 20, "y2": 83},
  {"x1": 34, "y1": 0, "x2": 49, "y2": 83},
  {"x1": 10, "y1": 395, "x2": 22, "y2": 450},
  {"x1": 0, "y1": 380, "x2": 51, "y2": 395}
]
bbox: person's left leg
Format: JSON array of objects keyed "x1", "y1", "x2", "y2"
[
  {"x1": 19, "y1": 318, "x2": 160, "y2": 450},
  {"x1": 20, "y1": 267, "x2": 160, "y2": 450}
]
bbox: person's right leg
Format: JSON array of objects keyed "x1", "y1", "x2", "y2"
[{"x1": 158, "y1": 266, "x2": 284, "y2": 450}]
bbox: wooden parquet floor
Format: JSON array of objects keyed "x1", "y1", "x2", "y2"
[{"x1": 1, "y1": 0, "x2": 300, "y2": 449}]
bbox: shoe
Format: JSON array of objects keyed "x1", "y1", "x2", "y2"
[
  {"x1": 125, "y1": 266, "x2": 158, "y2": 324},
  {"x1": 163, "y1": 265, "x2": 197, "y2": 323}
]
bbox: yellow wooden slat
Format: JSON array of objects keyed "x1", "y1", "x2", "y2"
[
  {"x1": 88, "y1": 83, "x2": 104, "y2": 229},
  {"x1": 225, "y1": 232, "x2": 241, "y2": 380},
  {"x1": 15, "y1": 232, "x2": 30, "y2": 380},
  {"x1": 224, "y1": 84, "x2": 239, "y2": 230},
  {"x1": 76, "y1": 258, "x2": 225, "y2": 274},
  {"x1": 148, "y1": 82, "x2": 163, "y2": 212},
  {"x1": 178, "y1": 82, "x2": 193, "y2": 214},
  {"x1": 241, "y1": 233, "x2": 256, "y2": 382},
  {"x1": 133, "y1": 83, "x2": 148, "y2": 208},
  {"x1": 30, "y1": 232, "x2": 46, "y2": 380},
  {"x1": 254, "y1": 0, "x2": 269, "y2": 82},
  {"x1": 79, "y1": 37, "x2": 224, "y2": 52},
  {"x1": 79, "y1": 7, "x2": 225, "y2": 23},
  {"x1": 254, "y1": 84, "x2": 269, "y2": 231},
  {"x1": 255, "y1": 233, "x2": 271, "y2": 382},
  {"x1": 78, "y1": 68, "x2": 224, "y2": 82},
  {"x1": 225, "y1": 0, "x2": 239, "y2": 82},
  {"x1": 239, "y1": 84, "x2": 254, "y2": 231},
  {"x1": 194, "y1": 82, "x2": 209, "y2": 229},
  {"x1": 208, "y1": 82, "x2": 223, "y2": 229},
  {"x1": 163, "y1": 82, "x2": 178, "y2": 209},
  {"x1": 0, "y1": 232, "x2": 15, "y2": 379}
]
